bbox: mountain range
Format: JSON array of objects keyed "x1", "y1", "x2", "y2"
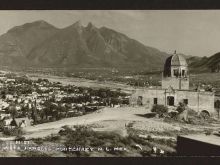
[
  {"x1": 1, "y1": 20, "x2": 218, "y2": 73},
  {"x1": 0, "y1": 20, "x2": 171, "y2": 71},
  {"x1": 189, "y1": 53, "x2": 220, "y2": 73}
]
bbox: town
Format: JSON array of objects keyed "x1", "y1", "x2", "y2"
[{"x1": 0, "y1": 70, "x2": 130, "y2": 136}]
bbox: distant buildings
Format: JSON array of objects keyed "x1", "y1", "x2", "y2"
[{"x1": 0, "y1": 71, "x2": 129, "y2": 130}]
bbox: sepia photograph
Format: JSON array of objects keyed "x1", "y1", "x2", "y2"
[{"x1": 0, "y1": 10, "x2": 219, "y2": 157}]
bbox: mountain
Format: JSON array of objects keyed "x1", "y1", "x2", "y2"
[
  {"x1": 189, "y1": 53, "x2": 220, "y2": 73},
  {"x1": 0, "y1": 20, "x2": 171, "y2": 71},
  {"x1": 0, "y1": 20, "x2": 59, "y2": 67}
]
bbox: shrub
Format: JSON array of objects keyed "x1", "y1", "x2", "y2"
[
  {"x1": 168, "y1": 111, "x2": 178, "y2": 119},
  {"x1": 140, "y1": 150, "x2": 151, "y2": 157},
  {"x1": 151, "y1": 105, "x2": 168, "y2": 118},
  {"x1": 32, "y1": 138, "x2": 44, "y2": 145},
  {"x1": 45, "y1": 134, "x2": 61, "y2": 142},
  {"x1": 127, "y1": 133, "x2": 148, "y2": 146},
  {"x1": 187, "y1": 109, "x2": 197, "y2": 116},
  {"x1": 176, "y1": 102, "x2": 186, "y2": 114},
  {"x1": 15, "y1": 135, "x2": 25, "y2": 141},
  {"x1": 3, "y1": 127, "x2": 24, "y2": 136}
]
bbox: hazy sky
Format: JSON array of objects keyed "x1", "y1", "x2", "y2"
[{"x1": 0, "y1": 10, "x2": 220, "y2": 57}]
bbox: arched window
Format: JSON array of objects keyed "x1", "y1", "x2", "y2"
[{"x1": 173, "y1": 69, "x2": 179, "y2": 77}]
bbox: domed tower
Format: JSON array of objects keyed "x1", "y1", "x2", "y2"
[{"x1": 162, "y1": 51, "x2": 189, "y2": 90}]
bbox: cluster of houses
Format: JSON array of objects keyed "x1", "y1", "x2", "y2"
[{"x1": 0, "y1": 71, "x2": 129, "y2": 131}]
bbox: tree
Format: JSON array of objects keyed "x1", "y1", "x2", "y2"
[
  {"x1": 0, "y1": 120, "x2": 4, "y2": 131},
  {"x1": 8, "y1": 104, "x2": 18, "y2": 119},
  {"x1": 176, "y1": 102, "x2": 189, "y2": 122},
  {"x1": 21, "y1": 106, "x2": 29, "y2": 117},
  {"x1": 1, "y1": 90, "x2": 6, "y2": 99}
]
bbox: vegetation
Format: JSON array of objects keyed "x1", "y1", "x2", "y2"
[
  {"x1": 176, "y1": 102, "x2": 186, "y2": 114},
  {"x1": 2, "y1": 127, "x2": 24, "y2": 136},
  {"x1": 15, "y1": 135, "x2": 26, "y2": 141},
  {"x1": 17, "y1": 125, "x2": 176, "y2": 157},
  {"x1": 151, "y1": 105, "x2": 168, "y2": 118}
]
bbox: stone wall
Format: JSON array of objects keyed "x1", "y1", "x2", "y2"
[
  {"x1": 162, "y1": 77, "x2": 189, "y2": 90},
  {"x1": 176, "y1": 90, "x2": 215, "y2": 113},
  {"x1": 130, "y1": 88, "x2": 215, "y2": 115},
  {"x1": 129, "y1": 88, "x2": 165, "y2": 109}
]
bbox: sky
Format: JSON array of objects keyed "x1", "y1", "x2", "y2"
[{"x1": 0, "y1": 10, "x2": 220, "y2": 57}]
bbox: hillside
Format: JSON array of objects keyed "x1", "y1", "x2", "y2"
[
  {"x1": 188, "y1": 52, "x2": 220, "y2": 73},
  {"x1": 0, "y1": 20, "x2": 171, "y2": 71},
  {"x1": 0, "y1": 20, "x2": 59, "y2": 67}
]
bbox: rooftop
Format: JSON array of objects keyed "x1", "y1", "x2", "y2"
[
  {"x1": 171, "y1": 54, "x2": 188, "y2": 67},
  {"x1": 163, "y1": 53, "x2": 188, "y2": 77}
]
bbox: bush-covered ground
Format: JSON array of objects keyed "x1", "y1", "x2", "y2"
[
  {"x1": 18, "y1": 125, "x2": 177, "y2": 157},
  {"x1": 151, "y1": 103, "x2": 220, "y2": 126}
]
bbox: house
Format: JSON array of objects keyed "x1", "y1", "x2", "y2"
[
  {"x1": 130, "y1": 52, "x2": 217, "y2": 117},
  {"x1": 3, "y1": 118, "x2": 13, "y2": 127},
  {"x1": 15, "y1": 105, "x2": 21, "y2": 111},
  {"x1": 6, "y1": 79, "x2": 16, "y2": 83},
  {"x1": 0, "y1": 113, "x2": 11, "y2": 120},
  {"x1": 39, "y1": 86, "x2": 48, "y2": 91},
  {"x1": 10, "y1": 117, "x2": 32, "y2": 128},
  {"x1": 17, "y1": 98, "x2": 22, "y2": 103},
  {"x1": 0, "y1": 101, "x2": 9, "y2": 109},
  {"x1": 0, "y1": 77, "x2": 6, "y2": 81},
  {"x1": 5, "y1": 94, "x2": 13, "y2": 100},
  {"x1": 0, "y1": 82, "x2": 4, "y2": 88}
]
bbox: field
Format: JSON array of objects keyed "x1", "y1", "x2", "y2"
[{"x1": 190, "y1": 72, "x2": 220, "y2": 88}]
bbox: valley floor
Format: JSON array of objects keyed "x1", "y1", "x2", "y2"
[{"x1": 27, "y1": 73, "x2": 137, "y2": 94}]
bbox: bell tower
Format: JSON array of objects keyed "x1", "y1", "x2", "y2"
[{"x1": 162, "y1": 51, "x2": 189, "y2": 90}]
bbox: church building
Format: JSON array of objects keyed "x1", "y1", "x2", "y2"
[{"x1": 130, "y1": 52, "x2": 216, "y2": 116}]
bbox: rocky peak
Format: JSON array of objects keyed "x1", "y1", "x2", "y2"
[{"x1": 72, "y1": 20, "x2": 82, "y2": 28}]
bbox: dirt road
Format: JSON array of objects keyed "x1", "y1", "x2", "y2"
[
  {"x1": 21, "y1": 106, "x2": 187, "y2": 139},
  {"x1": 23, "y1": 107, "x2": 149, "y2": 138},
  {"x1": 1, "y1": 106, "x2": 219, "y2": 141}
]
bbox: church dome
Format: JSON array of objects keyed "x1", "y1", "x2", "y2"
[
  {"x1": 164, "y1": 54, "x2": 188, "y2": 68},
  {"x1": 163, "y1": 53, "x2": 188, "y2": 77},
  {"x1": 171, "y1": 54, "x2": 188, "y2": 67}
]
